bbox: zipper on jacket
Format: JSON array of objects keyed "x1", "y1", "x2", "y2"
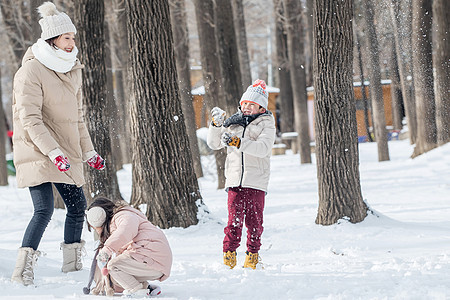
[{"x1": 239, "y1": 127, "x2": 246, "y2": 187}]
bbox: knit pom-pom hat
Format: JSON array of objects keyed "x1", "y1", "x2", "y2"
[
  {"x1": 86, "y1": 206, "x2": 106, "y2": 227},
  {"x1": 240, "y1": 79, "x2": 269, "y2": 110},
  {"x1": 38, "y1": 2, "x2": 76, "y2": 40}
]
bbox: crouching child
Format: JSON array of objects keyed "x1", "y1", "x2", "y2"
[{"x1": 84, "y1": 197, "x2": 172, "y2": 297}]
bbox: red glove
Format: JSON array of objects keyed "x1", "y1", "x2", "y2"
[
  {"x1": 87, "y1": 153, "x2": 105, "y2": 170},
  {"x1": 54, "y1": 155, "x2": 70, "y2": 172}
]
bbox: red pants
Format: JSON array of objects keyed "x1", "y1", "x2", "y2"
[{"x1": 223, "y1": 186, "x2": 265, "y2": 253}]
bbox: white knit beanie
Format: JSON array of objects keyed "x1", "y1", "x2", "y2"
[
  {"x1": 38, "y1": 2, "x2": 77, "y2": 40},
  {"x1": 86, "y1": 207, "x2": 106, "y2": 227},
  {"x1": 240, "y1": 79, "x2": 269, "y2": 110}
]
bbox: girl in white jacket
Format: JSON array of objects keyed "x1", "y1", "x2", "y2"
[{"x1": 207, "y1": 79, "x2": 276, "y2": 270}]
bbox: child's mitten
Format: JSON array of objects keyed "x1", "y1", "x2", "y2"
[
  {"x1": 221, "y1": 132, "x2": 241, "y2": 148},
  {"x1": 98, "y1": 261, "x2": 109, "y2": 275},
  {"x1": 97, "y1": 250, "x2": 110, "y2": 263},
  {"x1": 211, "y1": 107, "x2": 226, "y2": 127}
]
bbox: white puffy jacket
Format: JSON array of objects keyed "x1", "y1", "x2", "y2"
[{"x1": 207, "y1": 112, "x2": 276, "y2": 192}]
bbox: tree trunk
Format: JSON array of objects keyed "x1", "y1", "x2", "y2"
[
  {"x1": 362, "y1": 0, "x2": 390, "y2": 162},
  {"x1": 0, "y1": 67, "x2": 7, "y2": 186},
  {"x1": 125, "y1": 0, "x2": 202, "y2": 228},
  {"x1": 388, "y1": 34, "x2": 404, "y2": 131},
  {"x1": 284, "y1": 0, "x2": 311, "y2": 164},
  {"x1": 214, "y1": 0, "x2": 243, "y2": 116},
  {"x1": 109, "y1": 0, "x2": 132, "y2": 165},
  {"x1": 390, "y1": 0, "x2": 417, "y2": 144},
  {"x1": 73, "y1": 0, "x2": 122, "y2": 204},
  {"x1": 53, "y1": 184, "x2": 64, "y2": 209},
  {"x1": 169, "y1": 0, "x2": 203, "y2": 179},
  {"x1": 30, "y1": 0, "x2": 45, "y2": 41},
  {"x1": 273, "y1": 0, "x2": 294, "y2": 134},
  {"x1": 354, "y1": 29, "x2": 373, "y2": 142},
  {"x1": 432, "y1": 0, "x2": 450, "y2": 146},
  {"x1": 231, "y1": 0, "x2": 252, "y2": 88},
  {"x1": 104, "y1": 18, "x2": 123, "y2": 172},
  {"x1": 304, "y1": 0, "x2": 314, "y2": 88},
  {"x1": 277, "y1": 65, "x2": 295, "y2": 134},
  {"x1": 314, "y1": 0, "x2": 367, "y2": 225},
  {"x1": 193, "y1": 0, "x2": 226, "y2": 189},
  {"x1": 411, "y1": 0, "x2": 437, "y2": 157}
]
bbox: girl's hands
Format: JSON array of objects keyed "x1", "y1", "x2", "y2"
[{"x1": 97, "y1": 250, "x2": 110, "y2": 263}]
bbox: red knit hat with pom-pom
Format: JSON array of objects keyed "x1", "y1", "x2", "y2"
[{"x1": 240, "y1": 79, "x2": 269, "y2": 110}]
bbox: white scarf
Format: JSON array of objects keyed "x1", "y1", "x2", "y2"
[{"x1": 32, "y1": 38, "x2": 78, "y2": 73}]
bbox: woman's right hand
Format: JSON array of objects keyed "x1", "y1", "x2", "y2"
[
  {"x1": 48, "y1": 148, "x2": 70, "y2": 172},
  {"x1": 53, "y1": 155, "x2": 70, "y2": 172}
]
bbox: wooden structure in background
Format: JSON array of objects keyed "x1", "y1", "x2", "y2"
[
  {"x1": 352, "y1": 83, "x2": 394, "y2": 137},
  {"x1": 192, "y1": 81, "x2": 395, "y2": 140},
  {"x1": 307, "y1": 81, "x2": 394, "y2": 139}
]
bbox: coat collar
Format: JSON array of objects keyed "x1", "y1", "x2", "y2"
[{"x1": 224, "y1": 110, "x2": 272, "y2": 128}]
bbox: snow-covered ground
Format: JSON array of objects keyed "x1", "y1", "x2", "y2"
[{"x1": 0, "y1": 138, "x2": 449, "y2": 299}]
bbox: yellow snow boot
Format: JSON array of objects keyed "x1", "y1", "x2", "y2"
[
  {"x1": 243, "y1": 251, "x2": 259, "y2": 269},
  {"x1": 223, "y1": 251, "x2": 237, "y2": 269}
]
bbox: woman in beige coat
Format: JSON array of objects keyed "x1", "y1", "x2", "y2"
[{"x1": 11, "y1": 2, "x2": 105, "y2": 286}]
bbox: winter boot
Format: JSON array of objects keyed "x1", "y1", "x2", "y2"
[
  {"x1": 123, "y1": 284, "x2": 162, "y2": 297},
  {"x1": 223, "y1": 251, "x2": 237, "y2": 269},
  {"x1": 11, "y1": 247, "x2": 41, "y2": 286},
  {"x1": 243, "y1": 251, "x2": 259, "y2": 269},
  {"x1": 148, "y1": 284, "x2": 162, "y2": 296},
  {"x1": 61, "y1": 240, "x2": 85, "y2": 273}
]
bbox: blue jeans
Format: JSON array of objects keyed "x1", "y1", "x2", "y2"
[{"x1": 22, "y1": 182, "x2": 87, "y2": 250}]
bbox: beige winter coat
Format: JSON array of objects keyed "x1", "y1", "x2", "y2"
[
  {"x1": 102, "y1": 206, "x2": 173, "y2": 282},
  {"x1": 207, "y1": 113, "x2": 276, "y2": 192},
  {"x1": 12, "y1": 47, "x2": 94, "y2": 188}
]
